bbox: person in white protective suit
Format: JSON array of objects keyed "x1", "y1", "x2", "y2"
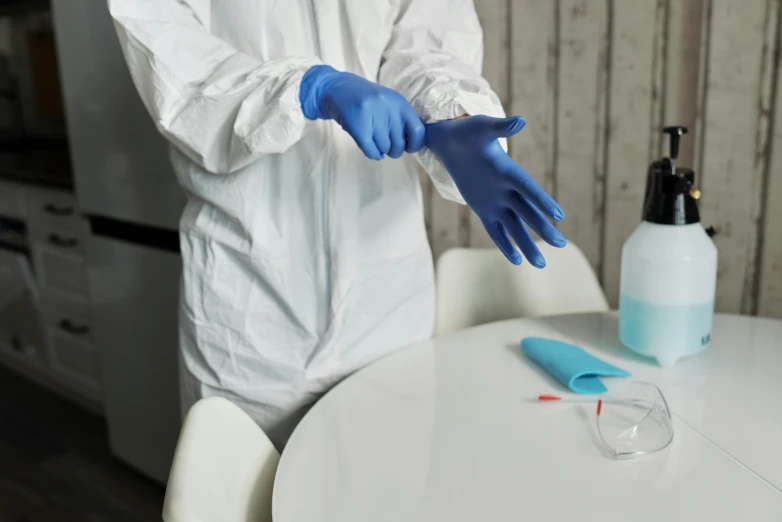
[{"x1": 108, "y1": 0, "x2": 567, "y2": 448}]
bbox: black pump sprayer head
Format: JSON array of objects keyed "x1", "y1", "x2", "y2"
[
  {"x1": 662, "y1": 125, "x2": 688, "y2": 173},
  {"x1": 642, "y1": 125, "x2": 699, "y2": 225}
]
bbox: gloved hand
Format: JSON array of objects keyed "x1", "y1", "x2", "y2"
[
  {"x1": 425, "y1": 115, "x2": 566, "y2": 267},
  {"x1": 300, "y1": 65, "x2": 426, "y2": 160}
]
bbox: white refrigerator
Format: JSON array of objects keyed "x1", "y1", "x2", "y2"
[{"x1": 52, "y1": 0, "x2": 186, "y2": 483}]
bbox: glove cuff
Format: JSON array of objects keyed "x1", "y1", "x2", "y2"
[{"x1": 300, "y1": 64, "x2": 340, "y2": 120}]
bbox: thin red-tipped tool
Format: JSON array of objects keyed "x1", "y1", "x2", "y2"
[
  {"x1": 538, "y1": 394, "x2": 562, "y2": 401},
  {"x1": 597, "y1": 399, "x2": 603, "y2": 417}
]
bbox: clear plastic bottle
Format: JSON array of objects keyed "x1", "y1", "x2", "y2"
[{"x1": 618, "y1": 127, "x2": 718, "y2": 367}]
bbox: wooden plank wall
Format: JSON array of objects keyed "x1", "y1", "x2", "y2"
[{"x1": 423, "y1": 0, "x2": 782, "y2": 318}]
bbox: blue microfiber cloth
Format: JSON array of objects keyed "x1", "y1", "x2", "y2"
[{"x1": 521, "y1": 337, "x2": 630, "y2": 394}]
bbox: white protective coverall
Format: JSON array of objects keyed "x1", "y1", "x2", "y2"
[{"x1": 108, "y1": 0, "x2": 505, "y2": 447}]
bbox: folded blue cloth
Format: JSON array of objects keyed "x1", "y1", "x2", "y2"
[{"x1": 521, "y1": 337, "x2": 630, "y2": 394}]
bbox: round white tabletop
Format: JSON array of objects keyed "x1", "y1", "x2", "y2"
[{"x1": 273, "y1": 313, "x2": 782, "y2": 522}]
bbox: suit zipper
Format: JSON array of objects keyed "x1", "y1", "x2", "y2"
[{"x1": 306, "y1": 0, "x2": 331, "y2": 332}]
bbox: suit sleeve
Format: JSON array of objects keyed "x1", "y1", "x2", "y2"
[
  {"x1": 108, "y1": 0, "x2": 321, "y2": 174},
  {"x1": 379, "y1": 0, "x2": 506, "y2": 203}
]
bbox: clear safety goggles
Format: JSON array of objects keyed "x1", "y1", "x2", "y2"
[{"x1": 539, "y1": 381, "x2": 674, "y2": 459}]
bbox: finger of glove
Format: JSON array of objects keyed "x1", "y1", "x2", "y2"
[
  {"x1": 372, "y1": 110, "x2": 392, "y2": 157},
  {"x1": 483, "y1": 218, "x2": 521, "y2": 265},
  {"x1": 483, "y1": 116, "x2": 526, "y2": 139},
  {"x1": 347, "y1": 111, "x2": 383, "y2": 160},
  {"x1": 387, "y1": 112, "x2": 405, "y2": 159},
  {"x1": 402, "y1": 107, "x2": 426, "y2": 153},
  {"x1": 508, "y1": 193, "x2": 567, "y2": 248},
  {"x1": 497, "y1": 156, "x2": 564, "y2": 221},
  {"x1": 501, "y1": 210, "x2": 545, "y2": 268}
]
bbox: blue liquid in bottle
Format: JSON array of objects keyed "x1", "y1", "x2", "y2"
[{"x1": 619, "y1": 294, "x2": 714, "y2": 366}]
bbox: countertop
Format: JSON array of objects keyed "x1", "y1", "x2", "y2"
[{"x1": 0, "y1": 137, "x2": 73, "y2": 191}]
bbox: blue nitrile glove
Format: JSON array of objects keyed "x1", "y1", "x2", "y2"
[
  {"x1": 425, "y1": 115, "x2": 566, "y2": 267},
  {"x1": 299, "y1": 65, "x2": 426, "y2": 160}
]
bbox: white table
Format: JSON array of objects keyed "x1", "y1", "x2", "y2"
[{"x1": 273, "y1": 313, "x2": 782, "y2": 522}]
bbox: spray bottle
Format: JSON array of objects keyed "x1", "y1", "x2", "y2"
[{"x1": 618, "y1": 126, "x2": 717, "y2": 367}]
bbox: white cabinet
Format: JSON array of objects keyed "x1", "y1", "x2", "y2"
[
  {"x1": 88, "y1": 232, "x2": 181, "y2": 482},
  {"x1": 0, "y1": 248, "x2": 46, "y2": 368},
  {"x1": 0, "y1": 182, "x2": 100, "y2": 406}
]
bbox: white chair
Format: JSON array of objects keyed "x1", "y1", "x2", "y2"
[
  {"x1": 163, "y1": 397, "x2": 280, "y2": 522},
  {"x1": 435, "y1": 242, "x2": 609, "y2": 336}
]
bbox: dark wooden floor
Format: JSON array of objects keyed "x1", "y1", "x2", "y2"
[{"x1": 0, "y1": 364, "x2": 165, "y2": 522}]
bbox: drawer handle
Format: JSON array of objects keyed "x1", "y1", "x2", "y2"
[
  {"x1": 48, "y1": 234, "x2": 79, "y2": 248},
  {"x1": 43, "y1": 203, "x2": 74, "y2": 216},
  {"x1": 59, "y1": 319, "x2": 90, "y2": 336}
]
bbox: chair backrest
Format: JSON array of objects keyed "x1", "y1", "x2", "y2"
[
  {"x1": 163, "y1": 397, "x2": 280, "y2": 522},
  {"x1": 435, "y1": 242, "x2": 609, "y2": 336}
]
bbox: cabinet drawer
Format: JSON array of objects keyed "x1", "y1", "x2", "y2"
[
  {"x1": 40, "y1": 291, "x2": 93, "y2": 345},
  {"x1": 0, "y1": 181, "x2": 25, "y2": 218},
  {"x1": 32, "y1": 240, "x2": 88, "y2": 295},
  {"x1": 30, "y1": 222, "x2": 86, "y2": 258},
  {"x1": 30, "y1": 222, "x2": 88, "y2": 296},
  {"x1": 47, "y1": 329, "x2": 100, "y2": 388},
  {"x1": 24, "y1": 186, "x2": 79, "y2": 229}
]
